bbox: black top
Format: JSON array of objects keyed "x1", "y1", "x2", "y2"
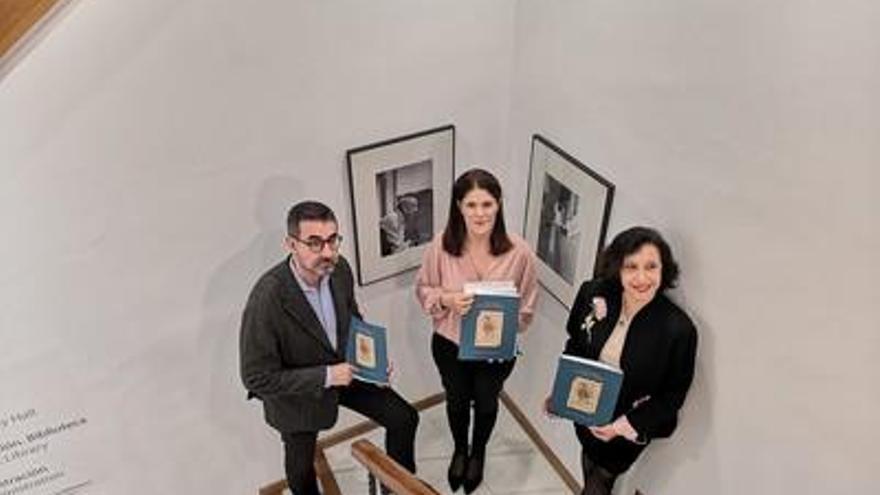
[{"x1": 564, "y1": 279, "x2": 698, "y2": 443}]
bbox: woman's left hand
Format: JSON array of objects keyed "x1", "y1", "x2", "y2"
[
  {"x1": 589, "y1": 416, "x2": 639, "y2": 443},
  {"x1": 588, "y1": 424, "x2": 618, "y2": 442}
]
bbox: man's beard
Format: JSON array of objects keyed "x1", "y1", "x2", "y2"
[{"x1": 311, "y1": 255, "x2": 338, "y2": 275}]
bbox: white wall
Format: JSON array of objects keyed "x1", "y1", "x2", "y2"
[
  {"x1": 0, "y1": 1, "x2": 516, "y2": 493},
  {"x1": 3, "y1": 1, "x2": 879, "y2": 494},
  {"x1": 506, "y1": 1, "x2": 880, "y2": 494}
]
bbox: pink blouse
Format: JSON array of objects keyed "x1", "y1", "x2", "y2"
[{"x1": 415, "y1": 233, "x2": 538, "y2": 344}]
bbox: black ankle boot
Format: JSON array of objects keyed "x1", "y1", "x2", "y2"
[
  {"x1": 447, "y1": 450, "x2": 467, "y2": 491},
  {"x1": 462, "y1": 452, "x2": 485, "y2": 494}
]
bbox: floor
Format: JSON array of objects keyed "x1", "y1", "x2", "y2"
[{"x1": 316, "y1": 404, "x2": 573, "y2": 495}]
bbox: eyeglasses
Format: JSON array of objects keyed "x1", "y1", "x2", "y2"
[{"x1": 290, "y1": 233, "x2": 343, "y2": 253}]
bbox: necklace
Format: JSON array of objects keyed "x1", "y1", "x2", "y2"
[
  {"x1": 620, "y1": 297, "x2": 649, "y2": 327},
  {"x1": 618, "y1": 304, "x2": 634, "y2": 327},
  {"x1": 465, "y1": 246, "x2": 491, "y2": 281}
]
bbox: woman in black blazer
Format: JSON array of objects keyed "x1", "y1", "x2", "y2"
[{"x1": 560, "y1": 226, "x2": 697, "y2": 495}]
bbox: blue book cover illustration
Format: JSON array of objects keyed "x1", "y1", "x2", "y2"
[
  {"x1": 550, "y1": 354, "x2": 623, "y2": 426},
  {"x1": 458, "y1": 293, "x2": 519, "y2": 361},
  {"x1": 346, "y1": 317, "x2": 389, "y2": 385}
]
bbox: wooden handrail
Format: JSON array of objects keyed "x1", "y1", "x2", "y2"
[
  {"x1": 257, "y1": 393, "x2": 445, "y2": 495},
  {"x1": 351, "y1": 439, "x2": 441, "y2": 495},
  {"x1": 257, "y1": 390, "x2": 585, "y2": 494},
  {"x1": 0, "y1": 0, "x2": 58, "y2": 57},
  {"x1": 256, "y1": 449, "x2": 340, "y2": 495},
  {"x1": 317, "y1": 393, "x2": 445, "y2": 450},
  {"x1": 314, "y1": 449, "x2": 342, "y2": 495},
  {"x1": 257, "y1": 480, "x2": 285, "y2": 495},
  {"x1": 499, "y1": 390, "x2": 581, "y2": 493}
]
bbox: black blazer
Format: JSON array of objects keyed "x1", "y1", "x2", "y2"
[
  {"x1": 239, "y1": 256, "x2": 361, "y2": 433},
  {"x1": 564, "y1": 279, "x2": 697, "y2": 442}
]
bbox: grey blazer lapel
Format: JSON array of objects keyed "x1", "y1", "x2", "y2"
[{"x1": 278, "y1": 259, "x2": 336, "y2": 354}]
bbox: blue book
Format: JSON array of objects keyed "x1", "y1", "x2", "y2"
[
  {"x1": 549, "y1": 354, "x2": 623, "y2": 426},
  {"x1": 346, "y1": 317, "x2": 389, "y2": 385},
  {"x1": 458, "y1": 293, "x2": 519, "y2": 361}
]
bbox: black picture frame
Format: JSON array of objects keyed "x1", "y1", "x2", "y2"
[
  {"x1": 346, "y1": 125, "x2": 455, "y2": 286},
  {"x1": 523, "y1": 134, "x2": 614, "y2": 308}
]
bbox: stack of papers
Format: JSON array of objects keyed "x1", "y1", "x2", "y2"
[{"x1": 463, "y1": 281, "x2": 518, "y2": 296}]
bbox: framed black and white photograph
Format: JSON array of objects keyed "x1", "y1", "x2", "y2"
[
  {"x1": 347, "y1": 125, "x2": 455, "y2": 285},
  {"x1": 524, "y1": 134, "x2": 614, "y2": 308}
]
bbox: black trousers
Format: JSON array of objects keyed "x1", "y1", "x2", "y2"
[
  {"x1": 574, "y1": 423, "x2": 646, "y2": 475},
  {"x1": 431, "y1": 333, "x2": 515, "y2": 456},
  {"x1": 576, "y1": 424, "x2": 641, "y2": 495},
  {"x1": 281, "y1": 380, "x2": 419, "y2": 495},
  {"x1": 579, "y1": 448, "x2": 618, "y2": 495}
]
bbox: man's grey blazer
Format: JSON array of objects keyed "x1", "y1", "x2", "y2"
[{"x1": 239, "y1": 255, "x2": 361, "y2": 433}]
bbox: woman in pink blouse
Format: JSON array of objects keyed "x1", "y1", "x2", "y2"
[{"x1": 416, "y1": 168, "x2": 538, "y2": 494}]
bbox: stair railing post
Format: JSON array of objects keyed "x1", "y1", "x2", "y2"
[{"x1": 368, "y1": 471, "x2": 378, "y2": 495}]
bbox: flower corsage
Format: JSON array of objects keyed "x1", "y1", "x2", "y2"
[{"x1": 579, "y1": 297, "x2": 607, "y2": 343}]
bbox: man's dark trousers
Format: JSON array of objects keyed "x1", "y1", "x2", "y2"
[{"x1": 281, "y1": 380, "x2": 418, "y2": 495}]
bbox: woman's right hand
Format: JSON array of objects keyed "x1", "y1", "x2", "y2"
[{"x1": 442, "y1": 292, "x2": 474, "y2": 315}]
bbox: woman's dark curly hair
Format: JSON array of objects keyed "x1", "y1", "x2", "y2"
[{"x1": 597, "y1": 226, "x2": 680, "y2": 292}]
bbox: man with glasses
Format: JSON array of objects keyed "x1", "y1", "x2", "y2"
[{"x1": 240, "y1": 200, "x2": 418, "y2": 495}]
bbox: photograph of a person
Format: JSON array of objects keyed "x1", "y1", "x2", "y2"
[
  {"x1": 347, "y1": 124, "x2": 454, "y2": 285},
  {"x1": 536, "y1": 173, "x2": 581, "y2": 284},
  {"x1": 524, "y1": 134, "x2": 614, "y2": 308},
  {"x1": 376, "y1": 159, "x2": 434, "y2": 257}
]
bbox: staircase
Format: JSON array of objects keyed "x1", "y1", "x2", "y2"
[
  {"x1": 258, "y1": 391, "x2": 581, "y2": 495},
  {"x1": 0, "y1": 0, "x2": 70, "y2": 75}
]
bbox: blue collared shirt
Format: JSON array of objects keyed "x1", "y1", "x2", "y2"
[
  {"x1": 290, "y1": 261, "x2": 338, "y2": 387},
  {"x1": 289, "y1": 261, "x2": 337, "y2": 349}
]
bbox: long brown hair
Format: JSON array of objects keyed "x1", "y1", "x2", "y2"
[{"x1": 441, "y1": 168, "x2": 513, "y2": 256}]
